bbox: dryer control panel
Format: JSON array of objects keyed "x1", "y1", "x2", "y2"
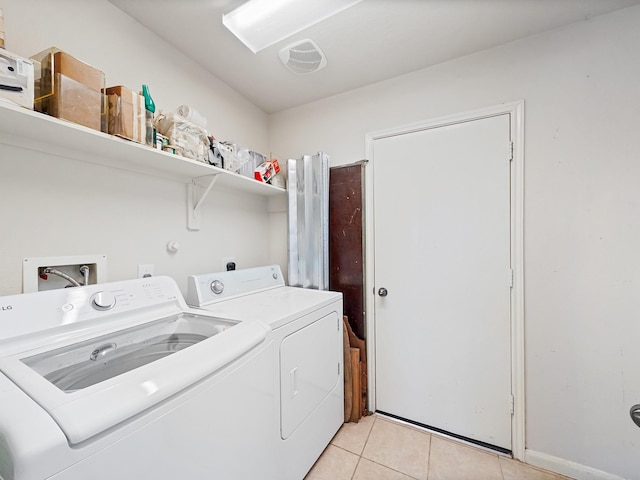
[{"x1": 187, "y1": 265, "x2": 284, "y2": 307}]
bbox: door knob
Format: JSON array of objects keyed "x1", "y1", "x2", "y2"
[
  {"x1": 631, "y1": 404, "x2": 640, "y2": 428},
  {"x1": 378, "y1": 287, "x2": 388, "y2": 297}
]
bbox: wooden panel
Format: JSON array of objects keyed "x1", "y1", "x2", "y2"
[
  {"x1": 329, "y1": 162, "x2": 365, "y2": 340},
  {"x1": 344, "y1": 315, "x2": 368, "y2": 418},
  {"x1": 343, "y1": 320, "x2": 353, "y2": 423},
  {"x1": 350, "y1": 348, "x2": 361, "y2": 422}
]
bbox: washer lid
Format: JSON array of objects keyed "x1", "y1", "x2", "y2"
[{"x1": 0, "y1": 317, "x2": 269, "y2": 444}]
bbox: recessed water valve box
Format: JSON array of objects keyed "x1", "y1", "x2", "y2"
[{"x1": 23, "y1": 255, "x2": 107, "y2": 292}]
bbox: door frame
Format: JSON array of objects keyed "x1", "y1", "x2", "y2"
[{"x1": 364, "y1": 101, "x2": 525, "y2": 460}]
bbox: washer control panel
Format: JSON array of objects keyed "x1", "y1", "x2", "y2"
[{"x1": 0, "y1": 276, "x2": 184, "y2": 343}]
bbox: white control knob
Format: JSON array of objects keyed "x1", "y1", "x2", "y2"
[
  {"x1": 91, "y1": 291, "x2": 116, "y2": 311},
  {"x1": 210, "y1": 280, "x2": 224, "y2": 295}
]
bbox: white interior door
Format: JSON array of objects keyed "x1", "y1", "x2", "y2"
[{"x1": 373, "y1": 114, "x2": 512, "y2": 450}]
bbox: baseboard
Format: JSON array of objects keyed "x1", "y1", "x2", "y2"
[{"x1": 525, "y1": 449, "x2": 626, "y2": 480}]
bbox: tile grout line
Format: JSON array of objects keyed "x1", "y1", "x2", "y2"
[
  {"x1": 361, "y1": 414, "x2": 378, "y2": 452},
  {"x1": 379, "y1": 413, "x2": 433, "y2": 480},
  {"x1": 497, "y1": 453, "x2": 506, "y2": 480},
  {"x1": 363, "y1": 457, "x2": 421, "y2": 479},
  {"x1": 325, "y1": 415, "x2": 378, "y2": 479},
  {"x1": 358, "y1": 415, "x2": 423, "y2": 480},
  {"x1": 349, "y1": 454, "x2": 362, "y2": 480},
  {"x1": 351, "y1": 414, "x2": 378, "y2": 480}
]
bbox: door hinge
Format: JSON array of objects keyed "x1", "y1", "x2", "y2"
[
  {"x1": 509, "y1": 394, "x2": 515, "y2": 415},
  {"x1": 508, "y1": 268, "x2": 514, "y2": 288},
  {"x1": 508, "y1": 141, "x2": 514, "y2": 162}
]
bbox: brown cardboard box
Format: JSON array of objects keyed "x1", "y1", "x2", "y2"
[
  {"x1": 36, "y1": 73, "x2": 102, "y2": 131},
  {"x1": 0, "y1": 9, "x2": 5, "y2": 49},
  {"x1": 31, "y1": 48, "x2": 105, "y2": 96},
  {"x1": 105, "y1": 85, "x2": 145, "y2": 143},
  {"x1": 52, "y1": 51, "x2": 104, "y2": 91}
]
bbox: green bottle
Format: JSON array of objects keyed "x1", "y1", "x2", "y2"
[{"x1": 142, "y1": 85, "x2": 156, "y2": 146}]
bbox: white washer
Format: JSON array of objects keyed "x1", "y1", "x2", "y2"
[
  {"x1": 187, "y1": 265, "x2": 344, "y2": 480},
  {"x1": 0, "y1": 276, "x2": 278, "y2": 480}
]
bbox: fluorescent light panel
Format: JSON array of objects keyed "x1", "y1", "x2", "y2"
[{"x1": 223, "y1": 0, "x2": 363, "y2": 53}]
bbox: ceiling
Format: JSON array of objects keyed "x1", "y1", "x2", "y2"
[{"x1": 109, "y1": 0, "x2": 640, "y2": 114}]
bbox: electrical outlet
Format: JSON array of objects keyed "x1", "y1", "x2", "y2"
[
  {"x1": 222, "y1": 257, "x2": 236, "y2": 271},
  {"x1": 137, "y1": 264, "x2": 154, "y2": 278}
]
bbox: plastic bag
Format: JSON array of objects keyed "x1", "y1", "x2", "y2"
[{"x1": 154, "y1": 112, "x2": 210, "y2": 163}]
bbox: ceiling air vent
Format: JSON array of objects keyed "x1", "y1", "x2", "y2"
[{"x1": 278, "y1": 39, "x2": 327, "y2": 75}]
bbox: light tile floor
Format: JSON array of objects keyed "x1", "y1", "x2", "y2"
[{"x1": 305, "y1": 414, "x2": 573, "y2": 480}]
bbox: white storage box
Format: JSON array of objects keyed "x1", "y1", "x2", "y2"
[{"x1": 0, "y1": 49, "x2": 35, "y2": 109}]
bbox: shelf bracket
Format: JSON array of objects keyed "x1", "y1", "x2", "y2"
[{"x1": 187, "y1": 175, "x2": 219, "y2": 230}]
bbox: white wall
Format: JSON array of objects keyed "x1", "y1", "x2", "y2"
[
  {"x1": 0, "y1": 0, "x2": 274, "y2": 295},
  {"x1": 269, "y1": 6, "x2": 640, "y2": 480}
]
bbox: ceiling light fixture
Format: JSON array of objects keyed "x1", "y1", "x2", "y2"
[{"x1": 222, "y1": 0, "x2": 363, "y2": 54}]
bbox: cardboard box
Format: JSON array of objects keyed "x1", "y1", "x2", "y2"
[
  {"x1": 35, "y1": 73, "x2": 103, "y2": 131},
  {"x1": 0, "y1": 49, "x2": 35, "y2": 109},
  {"x1": 31, "y1": 48, "x2": 106, "y2": 100},
  {"x1": 104, "y1": 85, "x2": 145, "y2": 144},
  {"x1": 254, "y1": 158, "x2": 280, "y2": 183},
  {"x1": 52, "y1": 51, "x2": 104, "y2": 91},
  {"x1": 31, "y1": 48, "x2": 106, "y2": 131},
  {"x1": 0, "y1": 9, "x2": 5, "y2": 49}
]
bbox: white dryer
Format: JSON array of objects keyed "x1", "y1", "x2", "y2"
[
  {"x1": 187, "y1": 265, "x2": 344, "y2": 480},
  {"x1": 0, "y1": 276, "x2": 278, "y2": 480}
]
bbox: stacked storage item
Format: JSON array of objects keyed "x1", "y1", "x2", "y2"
[
  {"x1": 104, "y1": 85, "x2": 145, "y2": 144},
  {"x1": 155, "y1": 111, "x2": 210, "y2": 163},
  {"x1": 31, "y1": 48, "x2": 106, "y2": 132}
]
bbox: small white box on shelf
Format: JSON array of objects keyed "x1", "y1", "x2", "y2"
[{"x1": 0, "y1": 49, "x2": 35, "y2": 110}]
